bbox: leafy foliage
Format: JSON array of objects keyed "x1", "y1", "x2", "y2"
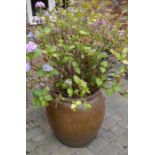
[
  {"x1": 32, "y1": 87, "x2": 52, "y2": 108},
  {"x1": 26, "y1": 0, "x2": 128, "y2": 110}
]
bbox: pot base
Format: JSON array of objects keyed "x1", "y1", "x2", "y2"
[{"x1": 54, "y1": 134, "x2": 96, "y2": 148}]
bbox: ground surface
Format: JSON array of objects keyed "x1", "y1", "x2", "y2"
[{"x1": 27, "y1": 89, "x2": 128, "y2": 155}]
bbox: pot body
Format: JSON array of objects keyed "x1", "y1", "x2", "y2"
[{"x1": 46, "y1": 89, "x2": 105, "y2": 147}]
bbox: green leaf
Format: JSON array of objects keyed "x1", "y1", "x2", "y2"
[
  {"x1": 33, "y1": 98, "x2": 39, "y2": 105},
  {"x1": 35, "y1": 30, "x2": 43, "y2": 39},
  {"x1": 52, "y1": 69, "x2": 59, "y2": 75},
  {"x1": 83, "y1": 103, "x2": 92, "y2": 110},
  {"x1": 58, "y1": 39, "x2": 64, "y2": 44},
  {"x1": 75, "y1": 101, "x2": 82, "y2": 106},
  {"x1": 75, "y1": 67, "x2": 80, "y2": 74},
  {"x1": 51, "y1": 53, "x2": 58, "y2": 58},
  {"x1": 83, "y1": 46, "x2": 91, "y2": 51},
  {"x1": 122, "y1": 48, "x2": 128, "y2": 54},
  {"x1": 45, "y1": 45, "x2": 57, "y2": 53},
  {"x1": 120, "y1": 66, "x2": 126, "y2": 73},
  {"x1": 32, "y1": 89, "x2": 41, "y2": 96},
  {"x1": 26, "y1": 55, "x2": 31, "y2": 60},
  {"x1": 44, "y1": 86, "x2": 50, "y2": 92},
  {"x1": 73, "y1": 76, "x2": 89, "y2": 95},
  {"x1": 33, "y1": 98, "x2": 39, "y2": 109},
  {"x1": 122, "y1": 60, "x2": 128, "y2": 65},
  {"x1": 43, "y1": 27, "x2": 51, "y2": 35},
  {"x1": 41, "y1": 100, "x2": 48, "y2": 106},
  {"x1": 63, "y1": 56, "x2": 70, "y2": 63},
  {"x1": 104, "y1": 0, "x2": 112, "y2": 6},
  {"x1": 74, "y1": 89, "x2": 79, "y2": 95},
  {"x1": 116, "y1": 53, "x2": 122, "y2": 60},
  {"x1": 37, "y1": 70, "x2": 44, "y2": 77},
  {"x1": 67, "y1": 88, "x2": 73, "y2": 97},
  {"x1": 110, "y1": 49, "x2": 116, "y2": 55},
  {"x1": 101, "y1": 75, "x2": 107, "y2": 81},
  {"x1": 113, "y1": 85, "x2": 121, "y2": 93},
  {"x1": 44, "y1": 95, "x2": 53, "y2": 101},
  {"x1": 39, "y1": 96, "x2": 44, "y2": 102},
  {"x1": 32, "y1": 87, "x2": 51, "y2": 108},
  {"x1": 106, "y1": 88, "x2": 113, "y2": 96},
  {"x1": 72, "y1": 61, "x2": 78, "y2": 67},
  {"x1": 80, "y1": 90, "x2": 86, "y2": 97},
  {"x1": 73, "y1": 75, "x2": 80, "y2": 84},
  {"x1": 79, "y1": 30, "x2": 89, "y2": 35},
  {"x1": 97, "y1": 53, "x2": 107, "y2": 60},
  {"x1": 96, "y1": 78, "x2": 103, "y2": 87},
  {"x1": 100, "y1": 61, "x2": 108, "y2": 67},
  {"x1": 33, "y1": 49, "x2": 41, "y2": 58},
  {"x1": 68, "y1": 45, "x2": 75, "y2": 50},
  {"x1": 102, "y1": 52, "x2": 108, "y2": 58},
  {"x1": 100, "y1": 67, "x2": 106, "y2": 73},
  {"x1": 46, "y1": 69, "x2": 59, "y2": 78},
  {"x1": 62, "y1": 83, "x2": 67, "y2": 89}
]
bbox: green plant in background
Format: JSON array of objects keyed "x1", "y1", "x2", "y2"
[{"x1": 26, "y1": 0, "x2": 128, "y2": 111}]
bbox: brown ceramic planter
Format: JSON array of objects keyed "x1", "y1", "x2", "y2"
[{"x1": 46, "y1": 89, "x2": 105, "y2": 147}]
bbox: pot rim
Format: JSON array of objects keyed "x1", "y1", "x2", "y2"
[{"x1": 53, "y1": 89, "x2": 105, "y2": 106}]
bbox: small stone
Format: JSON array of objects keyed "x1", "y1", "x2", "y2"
[
  {"x1": 33, "y1": 134, "x2": 47, "y2": 142},
  {"x1": 35, "y1": 143, "x2": 58, "y2": 155},
  {"x1": 104, "y1": 111, "x2": 110, "y2": 119},
  {"x1": 97, "y1": 146, "x2": 118, "y2": 155},
  {"x1": 110, "y1": 124, "x2": 124, "y2": 136},
  {"x1": 116, "y1": 110, "x2": 127, "y2": 120},
  {"x1": 102, "y1": 117, "x2": 116, "y2": 130},
  {"x1": 26, "y1": 140, "x2": 36, "y2": 152},
  {"x1": 88, "y1": 137, "x2": 108, "y2": 153},
  {"x1": 27, "y1": 127, "x2": 44, "y2": 140},
  {"x1": 108, "y1": 141, "x2": 123, "y2": 152},
  {"x1": 102, "y1": 130, "x2": 117, "y2": 143},
  {"x1": 118, "y1": 120, "x2": 128, "y2": 128},
  {"x1": 97, "y1": 127, "x2": 107, "y2": 137},
  {"x1": 111, "y1": 113, "x2": 122, "y2": 122},
  {"x1": 74, "y1": 148, "x2": 94, "y2": 155},
  {"x1": 117, "y1": 132, "x2": 128, "y2": 147},
  {"x1": 52, "y1": 146, "x2": 78, "y2": 155}
]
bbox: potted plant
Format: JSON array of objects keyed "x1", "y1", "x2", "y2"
[{"x1": 26, "y1": 1, "x2": 128, "y2": 147}]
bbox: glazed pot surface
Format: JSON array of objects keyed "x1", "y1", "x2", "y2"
[{"x1": 46, "y1": 89, "x2": 105, "y2": 147}]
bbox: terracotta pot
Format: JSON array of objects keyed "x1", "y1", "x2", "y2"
[{"x1": 46, "y1": 89, "x2": 105, "y2": 147}]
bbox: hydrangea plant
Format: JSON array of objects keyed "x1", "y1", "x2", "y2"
[{"x1": 26, "y1": 0, "x2": 128, "y2": 110}]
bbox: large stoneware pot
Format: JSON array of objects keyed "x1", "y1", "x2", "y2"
[{"x1": 46, "y1": 89, "x2": 105, "y2": 147}]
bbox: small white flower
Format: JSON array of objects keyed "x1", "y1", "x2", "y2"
[{"x1": 65, "y1": 79, "x2": 72, "y2": 86}]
